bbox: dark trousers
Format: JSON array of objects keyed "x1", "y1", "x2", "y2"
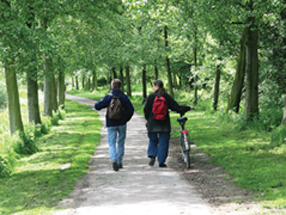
[{"x1": 147, "y1": 132, "x2": 170, "y2": 164}]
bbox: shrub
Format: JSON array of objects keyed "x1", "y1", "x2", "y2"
[
  {"x1": 13, "y1": 131, "x2": 38, "y2": 155},
  {"x1": 270, "y1": 126, "x2": 286, "y2": 148}
]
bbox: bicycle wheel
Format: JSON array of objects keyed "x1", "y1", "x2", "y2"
[{"x1": 183, "y1": 150, "x2": 191, "y2": 169}]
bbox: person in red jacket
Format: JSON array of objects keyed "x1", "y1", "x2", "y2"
[{"x1": 144, "y1": 80, "x2": 194, "y2": 167}]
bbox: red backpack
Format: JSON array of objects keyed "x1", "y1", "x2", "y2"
[{"x1": 152, "y1": 95, "x2": 168, "y2": 120}]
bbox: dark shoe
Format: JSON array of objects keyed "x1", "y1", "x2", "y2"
[
  {"x1": 118, "y1": 163, "x2": 123, "y2": 169},
  {"x1": 159, "y1": 163, "x2": 167, "y2": 168},
  {"x1": 149, "y1": 156, "x2": 156, "y2": 166},
  {"x1": 112, "y1": 160, "x2": 119, "y2": 171}
]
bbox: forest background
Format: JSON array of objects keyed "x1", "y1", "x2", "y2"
[{"x1": 1, "y1": 0, "x2": 286, "y2": 214}]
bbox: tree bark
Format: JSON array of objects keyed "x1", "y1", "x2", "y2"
[
  {"x1": 5, "y1": 62, "x2": 24, "y2": 134},
  {"x1": 112, "y1": 67, "x2": 117, "y2": 79},
  {"x1": 227, "y1": 28, "x2": 247, "y2": 113},
  {"x1": 43, "y1": 57, "x2": 54, "y2": 116},
  {"x1": 193, "y1": 31, "x2": 198, "y2": 106},
  {"x1": 125, "y1": 66, "x2": 132, "y2": 97},
  {"x1": 92, "y1": 70, "x2": 97, "y2": 90},
  {"x1": 142, "y1": 64, "x2": 147, "y2": 99},
  {"x1": 82, "y1": 75, "x2": 85, "y2": 90},
  {"x1": 164, "y1": 25, "x2": 174, "y2": 98},
  {"x1": 154, "y1": 60, "x2": 159, "y2": 80},
  {"x1": 213, "y1": 64, "x2": 221, "y2": 111},
  {"x1": 244, "y1": 18, "x2": 259, "y2": 121},
  {"x1": 120, "y1": 66, "x2": 124, "y2": 92},
  {"x1": 27, "y1": 72, "x2": 41, "y2": 124},
  {"x1": 58, "y1": 69, "x2": 65, "y2": 109},
  {"x1": 282, "y1": 95, "x2": 286, "y2": 126},
  {"x1": 75, "y1": 75, "x2": 79, "y2": 90}
]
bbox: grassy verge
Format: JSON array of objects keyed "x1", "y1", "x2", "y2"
[
  {"x1": 70, "y1": 90, "x2": 286, "y2": 209},
  {"x1": 0, "y1": 99, "x2": 101, "y2": 215}
]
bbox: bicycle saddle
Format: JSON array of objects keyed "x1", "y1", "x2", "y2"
[{"x1": 177, "y1": 117, "x2": 188, "y2": 122}]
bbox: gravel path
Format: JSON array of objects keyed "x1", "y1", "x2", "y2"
[{"x1": 54, "y1": 94, "x2": 213, "y2": 215}]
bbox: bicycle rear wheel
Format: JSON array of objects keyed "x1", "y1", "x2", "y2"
[{"x1": 183, "y1": 150, "x2": 191, "y2": 169}]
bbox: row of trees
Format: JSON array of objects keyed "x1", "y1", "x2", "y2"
[{"x1": 1, "y1": 0, "x2": 286, "y2": 135}]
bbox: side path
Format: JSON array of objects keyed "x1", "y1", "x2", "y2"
[{"x1": 55, "y1": 94, "x2": 213, "y2": 215}]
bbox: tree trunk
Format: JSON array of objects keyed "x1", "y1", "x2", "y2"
[
  {"x1": 43, "y1": 57, "x2": 54, "y2": 116},
  {"x1": 125, "y1": 66, "x2": 132, "y2": 97},
  {"x1": 86, "y1": 77, "x2": 91, "y2": 90},
  {"x1": 164, "y1": 25, "x2": 174, "y2": 98},
  {"x1": 281, "y1": 95, "x2": 286, "y2": 126},
  {"x1": 58, "y1": 70, "x2": 65, "y2": 109},
  {"x1": 27, "y1": 73, "x2": 41, "y2": 124},
  {"x1": 82, "y1": 75, "x2": 85, "y2": 90},
  {"x1": 244, "y1": 18, "x2": 259, "y2": 121},
  {"x1": 227, "y1": 29, "x2": 247, "y2": 113},
  {"x1": 75, "y1": 75, "x2": 79, "y2": 90},
  {"x1": 142, "y1": 64, "x2": 147, "y2": 99},
  {"x1": 193, "y1": 48, "x2": 198, "y2": 105},
  {"x1": 154, "y1": 61, "x2": 159, "y2": 80},
  {"x1": 213, "y1": 64, "x2": 221, "y2": 111},
  {"x1": 112, "y1": 67, "x2": 117, "y2": 79},
  {"x1": 5, "y1": 62, "x2": 24, "y2": 134},
  {"x1": 92, "y1": 70, "x2": 97, "y2": 90},
  {"x1": 120, "y1": 66, "x2": 124, "y2": 92},
  {"x1": 72, "y1": 76, "x2": 74, "y2": 89}
]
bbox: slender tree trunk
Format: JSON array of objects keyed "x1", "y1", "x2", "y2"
[
  {"x1": 51, "y1": 74, "x2": 58, "y2": 112},
  {"x1": 92, "y1": 70, "x2": 97, "y2": 90},
  {"x1": 142, "y1": 64, "x2": 147, "y2": 99},
  {"x1": 82, "y1": 75, "x2": 85, "y2": 90},
  {"x1": 227, "y1": 28, "x2": 247, "y2": 113},
  {"x1": 75, "y1": 75, "x2": 79, "y2": 90},
  {"x1": 112, "y1": 67, "x2": 117, "y2": 79},
  {"x1": 120, "y1": 66, "x2": 124, "y2": 92},
  {"x1": 86, "y1": 77, "x2": 91, "y2": 90},
  {"x1": 244, "y1": 18, "x2": 259, "y2": 121},
  {"x1": 154, "y1": 60, "x2": 159, "y2": 80},
  {"x1": 27, "y1": 73, "x2": 41, "y2": 124},
  {"x1": 26, "y1": 4, "x2": 41, "y2": 124},
  {"x1": 193, "y1": 30, "x2": 198, "y2": 106},
  {"x1": 43, "y1": 57, "x2": 53, "y2": 116},
  {"x1": 164, "y1": 25, "x2": 174, "y2": 97},
  {"x1": 58, "y1": 70, "x2": 65, "y2": 109},
  {"x1": 282, "y1": 95, "x2": 286, "y2": 126},
  {"x1": 72, "y1": 77, "x2": 74, "y2": 89},
  {"x1": 5, "y1": 62, "x2": 24, "y2": 134},
  {"x1": 213, "y1": 64, "x2": 221, "y2": 111},
  {"x1": 125, "y1": 66, "x2": 132, "y2": 97}
]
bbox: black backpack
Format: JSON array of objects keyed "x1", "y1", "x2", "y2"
[{"x1": 108, "y1": 93, "x2": 123, "y2": 120}]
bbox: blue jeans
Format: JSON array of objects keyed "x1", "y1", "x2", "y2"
[
  {"x1": 147, "y1": 132, "x2": 170, "y2": 165},
  {"x1": 107, "y1": 124, "x2": 127, "y2": 164}
]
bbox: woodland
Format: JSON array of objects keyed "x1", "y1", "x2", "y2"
[{"x1": 1, "y1": 0, "x2": 286, "y2": 177}]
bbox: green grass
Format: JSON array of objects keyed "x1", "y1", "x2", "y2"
[
  {"x1": 70, "y1": 89, "x2": 286, "y2": 209},
  {"x1": 0, "y1": 99, "x2": 101, "y2": 215}
]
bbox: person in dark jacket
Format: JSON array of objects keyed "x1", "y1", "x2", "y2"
[
  {"x1": 144, "y1": 80, "x2": 194, "y2": 168},
  {"x1": 95, "y1": 79, "x2": 134, "y2": 171}
]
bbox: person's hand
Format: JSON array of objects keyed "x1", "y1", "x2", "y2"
[{"x1": 190, "y1": 106, "x2": 195, "y2": 110}]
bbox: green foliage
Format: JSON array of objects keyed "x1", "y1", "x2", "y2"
[
  {"x1": 270, "y1": 126, "x2": 286, "y2": 148},
  {"x1": 0, "y1": 99, "x2": 101, "y2": 215},
  {"x1": 0, "y1": 84, "x2": 7, "y2": 109},
  {"x1": 14, "y1": 131, "x2": 38, "y2": 155}
]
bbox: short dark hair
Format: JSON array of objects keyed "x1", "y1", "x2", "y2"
[{"x1": 111, "y1": 79, "x2": 121, "y2": 89}]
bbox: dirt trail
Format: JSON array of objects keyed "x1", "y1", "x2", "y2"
[{"x1": 54, "y1": 94, "x2": 213, "y2": 215}]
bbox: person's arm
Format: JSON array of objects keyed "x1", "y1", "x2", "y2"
[
  {"x1": 124, "y1": 97, "x2": 134, "y2": 122},
  {"x1": 143, "y1": 94, "x2": 154, "y2": 120},
  {"x1": 94, "y1": 95, "x2": 110, "y2": 110},
  {"x1": 165, "y1": 94, "x2": 192, "y2": 114}
]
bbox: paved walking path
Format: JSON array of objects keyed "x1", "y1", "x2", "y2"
[{"x1": 55, "y1": 94, "x2": 213, "y2": 215}]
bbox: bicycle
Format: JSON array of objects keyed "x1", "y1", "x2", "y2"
[{"x1": 176, "y1": 112, "x2": 194, "y2": 169}]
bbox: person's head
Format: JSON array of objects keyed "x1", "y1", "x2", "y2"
[
  {"x1": 152, "y1": 80, "x2": 166, "y2": 97},
  {"x1": 111, "y1": 79, "x2": 121, "y2": 90}
]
